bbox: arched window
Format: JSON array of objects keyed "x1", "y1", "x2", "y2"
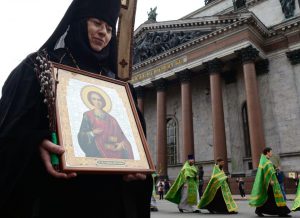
[
  {"x1": 167, "y1": 118, "x2": 177, "y2": 165},
  {"x1": 242, "y1": 102, "x2": 251, "y2": 157}
]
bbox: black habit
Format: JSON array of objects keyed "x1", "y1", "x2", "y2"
[{"x1": 0, "y1": 0, "x2": 152, "y2": 217}]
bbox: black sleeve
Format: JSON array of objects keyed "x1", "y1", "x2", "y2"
[{"x1": 0, "y1": 54, "x2": 50, "y2": 209}]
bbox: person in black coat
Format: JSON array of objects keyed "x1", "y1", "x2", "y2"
[
  {"x1": 198, "y1": 165, "x2": 204, "y2": 199},
  {"x1": 237, "y1": 177, "x2": 246, "y2": 198},
  {"x1": 0, "y1": 1, "x2": 152, "y2": 217}
]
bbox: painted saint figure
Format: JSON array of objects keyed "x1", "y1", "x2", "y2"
[{"x1": 78, "y1": 89, "x2": 134, "y2": 159}]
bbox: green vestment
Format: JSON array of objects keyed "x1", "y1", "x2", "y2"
[
  {"x1": 197, "y1": 164, "x2": 238, "y2": 212},
  {"x1": 165, "y1": 161, "x2": 198, "y2": 205},
  {"x1": 249, "y1": 154, "x2": 286, "y2": 207},
  {"x1": 152, "y1": 173, "x2": 157, "y2": 195},
  {"x1": 292, "y1": 182, "x2": 300, "y2": 211}
]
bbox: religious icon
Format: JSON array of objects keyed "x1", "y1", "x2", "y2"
[
  {"x1": 78, "y1": 85, "x2": 134, "y2": 159},
  {"x1": 52, "y1": 63, "x2": 154, "y2": 173}
]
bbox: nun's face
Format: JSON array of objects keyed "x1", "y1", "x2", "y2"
[{"x1": 87, "y1": 18, "x2": 112, "y2": 52}]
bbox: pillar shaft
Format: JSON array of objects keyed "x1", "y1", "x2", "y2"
[
  {"x1": 206, "y1": 59, "x2": 228, "y2": 172},
  {"x1": 177, "y1": 70, "x2": 194, "y2": 161},
  {"x1": 210, "y1": 73, "x2": 228, "y2": 172},
  {"x1": 243, "y1": 62, "x2": 265, "y2": 168},
  {"x1": 153, "y1": 79, "x2": 168, "y2": 177},
  {"x1": 137, "y1": 98, "x2": 144, "y2": 114},
  {"x1": 135, "y1": 87, "x2": 145, "y2": 114},
  {"x1": 236, "y1": 45, "x2": 265, "y2": 169}
]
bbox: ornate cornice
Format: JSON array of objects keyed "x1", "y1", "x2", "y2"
[
  {"x1": 134, "y1": 13, "x2": 269, "y2": 40},
  {"x1": 133, "y1": 12, "x2": 300, "y2": 74},
  {"x1": 176, "y1": 69, "x2": 192, "y2": 83},
  {"x1": 135, "y1": 86, "x2": 145, "y2": 98},
  {"x1": 235, "y1": 45, "x2": 259, "y2": 63},
  {"x1": 152, "y1": 78, "x2": 167, "y2": 91},
  {"x1": 255, "y1": 59, "x2": 269, "y2": 75},
  {"x1": 270, "y1": 16, "x2": 300, "y2": 36},
  {"x1": 205, "y1": 58, "x2": 223, "y2": 74},
  {"x1": 133, "y1": 13, "x2": 270, "y2": 71},
  {"x1": 133, "y1": 30, "x2": 208, "y2": 65},
  {"x1": 286, "y1": 49, "x2": 300, "y2": 65}
]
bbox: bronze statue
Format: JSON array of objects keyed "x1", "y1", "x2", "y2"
[
  {"x1": 279, "y1": 0, "x2": 295, "y2": 18},
  {"x1": 147, "y1": 7, "x2": 157, "y2": 22}
]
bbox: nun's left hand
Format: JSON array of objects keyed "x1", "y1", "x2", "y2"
[{"x1": 123, "y1": 173, "x2": 147, "y2": 182}]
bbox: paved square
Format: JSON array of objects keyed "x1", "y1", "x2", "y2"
[{"x1": 151, "y1": 200, "x2": 298, "y2": 218}]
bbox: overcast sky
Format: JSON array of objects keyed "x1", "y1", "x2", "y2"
[{"x1": 0, "y1": 0, "x2": 204, "y2": 91}]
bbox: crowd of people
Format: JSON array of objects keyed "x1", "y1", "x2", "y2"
[{"x1": 152, "y1": 147, "x2": 299, "y2": 217}]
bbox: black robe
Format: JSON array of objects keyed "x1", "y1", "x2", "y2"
[
  {"x1": 203, "y1": 188, "x2": 230, "y2": 214},
  {"x1": 202, "y1": 178, "x2": 236, "y2": 214},
  {"x1": 0, "y1": 49, "x2": 152, "y2": 218},
  {"x1": 255, "y1": 185, "x2": 291, "y2": 216}
]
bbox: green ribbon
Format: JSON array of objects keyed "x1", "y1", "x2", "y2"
[{"x1": 51, "y1": 132, "x2": 59, "y2": 166}]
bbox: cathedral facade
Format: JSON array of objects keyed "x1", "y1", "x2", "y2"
[{"x1": 131, "y1": 0, "x2": 300, "y2": 191}]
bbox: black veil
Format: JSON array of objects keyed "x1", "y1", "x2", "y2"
[{"x1": 40, "y1": 0, "x2": 121, "y2": 74}]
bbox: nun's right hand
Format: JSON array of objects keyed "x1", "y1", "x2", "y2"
[{"x1": 39, "y1": 139, "x2": 77, "y2": 179}]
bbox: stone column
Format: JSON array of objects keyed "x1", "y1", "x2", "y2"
[
  {"x1": 135, "y1": 86, "x2": 145, "y2": 114},
  {"x1": 176, "y1": 70, "x2": 194, "y2": 161},
  {"x1": 152, "y1": 79, "x2": 168, "y2": 178},
  {"x1": 236, "y1": 46, "x2": 265, "y2": 169},
  {"x1": 206, "y1": 59, "x2": 228, "y2": 172}
]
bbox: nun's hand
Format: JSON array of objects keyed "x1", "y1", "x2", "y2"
[
  {"x1": 123, "y1": 173, "x2": 147, "y2": 182},
  {"x1": 39, "y1": 139, "x2": 77, "y2": 179}
]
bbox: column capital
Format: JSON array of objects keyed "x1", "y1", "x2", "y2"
[
  {"x1": 286, "y1": 49, "x2": 300, "y2": 65},
  {"x1": 235, "y1": 45, "x2": 259, "y2": 64},
  {"x1": 255, "y1": 59, "x2": 269, "y2": 75},
  {"x1": 176, "y1": 69, "x2": 192, "y2": 83},
  {"x1": 205, "y1": 58, "x2": 223, "y2": 74},
  {"x1": 152, "y1": 78, "x2": 167, "y2": 91},
  {"x1": 135, "y1": 86, "x2": 145, "y2": 98}
]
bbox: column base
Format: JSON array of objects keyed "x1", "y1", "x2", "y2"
[{"x1": 158, "y1": 175, "x2": 169, "y2": 180}]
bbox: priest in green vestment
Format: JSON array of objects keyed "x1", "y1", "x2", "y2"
[
  {"x1": 249, "y1": 147, "x2": 291, "y2": 217},
  {"x1": 198, "y1": 158, "x2": 238, "y2": 214},
  {"x1": 165, "y1": 155, "x2": 200, "y2": 213},
  {"x1": 292, "y1": 178, "x2": 300, "y2": 211},
  {"x1": 150, "y1": 173, "x2": 159, "y2": 212}
]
